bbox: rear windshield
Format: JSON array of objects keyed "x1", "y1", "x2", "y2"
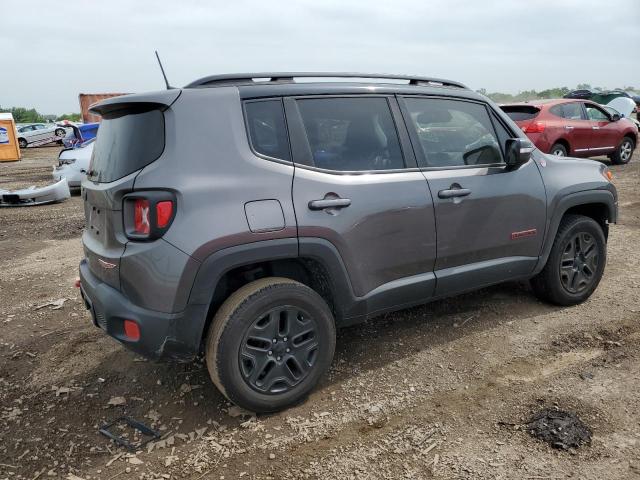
[
  {"x1": 499, "y1": 105, "x2": 540, "y2": 122},
  {"x1": 88, "y1": 108, "x2": 165, "y2": 183}
]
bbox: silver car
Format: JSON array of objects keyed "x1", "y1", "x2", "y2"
[{"x1": 16, "y1": 123, "x2": 67, "y2": 148}]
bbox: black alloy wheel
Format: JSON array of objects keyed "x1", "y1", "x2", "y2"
[
  {"x1": 530, "y1": 214, "x2": 606, "y2": 306},
  {"x1": 558, "y1": 232, "x2": 599, "y2": 294},
  {"x1": 206, "y1": 277, "x2": 336, "y2": 413},
  {"x1": 239, "y1": 305, "x2": 319, "y2": 394}
]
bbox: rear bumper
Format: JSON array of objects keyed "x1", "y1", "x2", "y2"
[{"x1": 79, "y1": 258, "x2": 207, "y2": 361}]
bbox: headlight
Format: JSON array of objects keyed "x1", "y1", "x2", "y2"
[{"x1": 58, "y1": 158, "x2": 76, "y2": 166}]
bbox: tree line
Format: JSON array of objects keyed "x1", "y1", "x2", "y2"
[
  {"x1": 0, "y1": 106, "x2": 81, "y2": 123},
  {"x1": 2, "y1": 84, "x2": 637, "y2": 122}
]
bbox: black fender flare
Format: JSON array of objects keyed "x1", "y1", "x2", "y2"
[
  {"x1": 535, "y1": 189, "x2": 617, "y2": 273},
  {"x1": 188, "y1": 238, "x2": 299, "y2": 306},
  {"x1": 185, "y1": 237, "x2": 359, "y2": 346}
]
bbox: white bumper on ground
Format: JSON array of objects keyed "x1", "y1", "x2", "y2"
[{"x1": 0, "y1": 178, "x2": 71, "y2": 207}]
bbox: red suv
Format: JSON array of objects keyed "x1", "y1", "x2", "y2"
[{"x1": 501, "y1": 99, "x2": 637, "y2": 164}]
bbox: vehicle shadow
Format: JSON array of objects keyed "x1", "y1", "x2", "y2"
[{"x1": 78, "y1": 281, "x2": 560, "y2": 423}]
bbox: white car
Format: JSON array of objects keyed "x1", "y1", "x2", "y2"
[
  {"x1": 16, "y1": 123, "x2": 68, "y2": 148},
  {"x1": 52, "y1": 140, "x2": 94, "y2": 189}
]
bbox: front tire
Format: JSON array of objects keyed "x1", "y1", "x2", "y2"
[
  {"x1": 206, "y1": 277, "x2": 336, "y2": 413},
  {"x1": 530, "y1": 215, "x2": 606, "y2": 306},
  {"x1": 550, "y1": 143, "x2": 568, "y2": 157},
  {"x1": 18, "y1": 138, "x2": 27, "y2": 149},
  {"x1": 55, "y1": 128, "x2": 66, "y2": 137},
  {"x1": 610, "y1": 136, "x2": 634, "y2": 165}
]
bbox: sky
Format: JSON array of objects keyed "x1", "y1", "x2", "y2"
[{"x1": 2, "y1": 0, "x2": 639, "y2": 114}]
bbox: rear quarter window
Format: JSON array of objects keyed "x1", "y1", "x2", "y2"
[
  {"x1": 244, "y1": 100, "x2": 291, "y2": 161},
  {"x1": 89, "y1": 108, "x2": 165, "y2": 183}
]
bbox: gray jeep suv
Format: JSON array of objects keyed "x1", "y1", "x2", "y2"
[{"x1": 79, "y1": 73, "x2": 618, "y2": 412}]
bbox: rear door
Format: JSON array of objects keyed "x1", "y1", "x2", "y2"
[
  {"x1": 286, "y1": 95, "x2": 438, "y2": 305},
  {"x1": 399, "y1": 96, "x2": 547, "y2": 296},
  {"x1": 33, "y1": 124, "x2": 49, "y2": 141},
  {"x1": 559, "y1": 102, "x2": 592, "y2": 154}
]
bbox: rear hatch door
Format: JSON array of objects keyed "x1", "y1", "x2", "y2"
[
  {"x1": 81, "y1": 91, "x2": 178, "y2": 289},
  {"x1": 82, "y1": 176, "x2": 135, "y2": 289}
]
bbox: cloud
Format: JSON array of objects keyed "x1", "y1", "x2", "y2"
[{"x1": 2, "y1": 0, "x2": 638, "y2": 113}]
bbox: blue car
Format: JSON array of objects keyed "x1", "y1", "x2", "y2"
[{"x1": 62, "y1": 122, "x2": 99, "y2": 148}]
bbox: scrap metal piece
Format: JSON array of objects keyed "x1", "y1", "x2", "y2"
[
  {"x1": 99, "y1": 416, "x2": 161, "y2": 451},
  {"x1": 0, "y1": 178, "x2": 70, "y2": 207}
]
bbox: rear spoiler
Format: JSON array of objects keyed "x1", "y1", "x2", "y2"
[{"x1": 89, "y1": 90, "x2": 181, "y2": 117}]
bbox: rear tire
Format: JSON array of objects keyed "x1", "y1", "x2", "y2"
[
  {"x1": 206, "y1": 277, "x2": 336, "y2": 413},
  {"x1": 550, "y1": 143, "x2": 568, "y2": 157},
  {"x1": 54, "y1": 128, "x2": 66, "y2": 137},
  {"x1": 530, "y1": 215, "x2": 606, "y2": 306},
  {"x1": 610, "y1": 136, "x2": 634, "y2": 165}
]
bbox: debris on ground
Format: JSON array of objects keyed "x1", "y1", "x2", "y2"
[
  {"x1": 34, "y1": 298, "x2": 67, "y2": 310},
  {"x1": 99, "y1": 417, "x2": 161, "y2": 451},
  {"x1": 107, "y1": 396, "x2": 127, "y2": 406},
  {"x1": 526, "y1": 408, "x2": 592, "y2": 450}
]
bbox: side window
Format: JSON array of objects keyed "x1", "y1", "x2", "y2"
[
  {"x1": 244, "y1": 100, "x2": 291, "y2": 161},
  {"x1": 585, "y1": 105, "x2": 609, "y2": 121},
  {"x1": 561, "y1": 103, "x2": 584, "y2": 120},
  {"x1": 403, "y1": 97, "x2": 503, "y2": 168},
  {"x1": 295, "y1": 97, "x2": 404, "y2": 171}
]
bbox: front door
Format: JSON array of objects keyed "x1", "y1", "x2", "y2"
[
  {"x1": 584, "y1": 102, "x2": 618, "y2": 154},
  {"x1": 399, "y1": 96, "x2": 547, "y2": 296},
  {"x1": 287, "y1": 96, "x2": 437, "y2": 305}
]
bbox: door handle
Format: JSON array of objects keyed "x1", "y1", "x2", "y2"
[
  {"x1": 564, "y1": 126, "x2": 574, "y2": 130},
  {"x1": 438, "y1": 188, "x2": 471, "y2": 199},
  {"x1": 308, "y1": 198, "x2": 351, "y2": 210},
  {"x1": 592, "y1": 126, "x2": 599, "y2": 130}
]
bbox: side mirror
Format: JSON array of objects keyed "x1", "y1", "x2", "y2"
[
  {"x1": 505, "y1": 138, "x2": 533, "y2": 168},
  {"x1": 611, "y1": 113, "x2": 621, "y2": 122}
]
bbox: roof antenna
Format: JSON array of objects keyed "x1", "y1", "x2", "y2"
[{"x1": 155, "y1": 50, "x2": 173, "y2": 90}]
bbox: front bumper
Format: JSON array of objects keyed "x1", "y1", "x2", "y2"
[
  {"x1": 52, "y1": 166, "x2": 84, "y2": 188},
  {"x1": 79, "y1": 259, "x2": 207, "y2": 361}
]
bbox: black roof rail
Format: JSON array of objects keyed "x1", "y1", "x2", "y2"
[{"x1": 185, "y1": 72, "x2": 467, "y2": 89}]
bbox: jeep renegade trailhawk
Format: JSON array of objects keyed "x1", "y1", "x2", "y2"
[{"x1": 79, "y1": 73, "x2": 618, "y2": 412}]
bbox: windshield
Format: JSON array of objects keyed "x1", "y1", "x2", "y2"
[{"x1": 88, "y1": 108, "x2": 164, "y2": 183}]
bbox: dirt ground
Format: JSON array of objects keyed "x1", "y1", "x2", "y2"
[{"x1": 1, "y1": 146, "x2": 639, "y2": 480}]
